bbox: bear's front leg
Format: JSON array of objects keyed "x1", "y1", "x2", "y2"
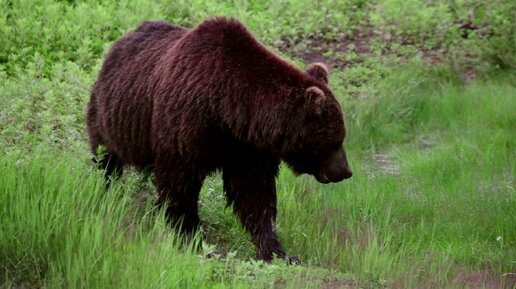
[
  {"x1": 223, "y1": 157, "x2": 300, "y2": 264},
  {"x1": 154, "y1": 164, "x2": 205, "y2": 236}
]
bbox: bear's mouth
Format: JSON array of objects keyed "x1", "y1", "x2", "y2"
[
  {"x1": 315, "y1": 173, "x2": 331, "y2": 184},
  {"x1": 315, "y1": 169, "x2": 352, "y2": 183}
]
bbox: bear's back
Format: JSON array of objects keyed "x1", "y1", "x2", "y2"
[
  {"x1": 91, "y1": 21, "x2": 189, "y2": 167},
  {"x1": 100, "y1": 21, "x2": 187, "y2": 74}
]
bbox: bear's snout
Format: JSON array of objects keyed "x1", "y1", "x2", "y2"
[{"x1": 316, "y1": 148, "x2": 352, "y2": 183}]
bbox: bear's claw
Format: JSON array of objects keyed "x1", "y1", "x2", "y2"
[{"x1": 286, "y1": 256, "x2": 301, "y2": 265}]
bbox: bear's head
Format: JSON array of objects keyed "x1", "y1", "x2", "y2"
[{"x1": 284, "y1": 63, "x2": 352, "y2": 183}]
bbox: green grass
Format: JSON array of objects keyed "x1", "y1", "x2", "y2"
[
  {"x1": 0, "y1": 151, "x2": 352, "y2": 288},
  {"x1": 1, "y1": 0, "x2": 515, "y2": 288}
]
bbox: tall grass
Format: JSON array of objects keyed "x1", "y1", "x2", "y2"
[
  {"x1": 1, "y1": 151, "x2": 192, "y2": 288},
  {"x1": 0, "y1": 151, "x2": 351, "y2": 288},
  {"x1": 2, "y1": 71, "x2": 513, "y2": 288},
  {"x1": 281, "y1": 72, "x2": 515, "y2": 287}
]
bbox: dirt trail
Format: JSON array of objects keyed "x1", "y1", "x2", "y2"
[{"x1": 277, "y1": 31, "x2": 477, "y2": 82}]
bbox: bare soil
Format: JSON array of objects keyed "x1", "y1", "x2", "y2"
[{"x1": 277, "y1": 29, "x2": 478, "y2": 82}]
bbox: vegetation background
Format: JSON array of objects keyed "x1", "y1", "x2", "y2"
[{"x1": 0, "y1": 0, "x2": 514, "y2": 288}]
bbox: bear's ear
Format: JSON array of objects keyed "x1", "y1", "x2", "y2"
[
  {"x1": 306, "y1": 62, "x2": 329, "y2": 84},
  {"x1": 306, "y1": 86, "x2": 326, "y2": 115}
]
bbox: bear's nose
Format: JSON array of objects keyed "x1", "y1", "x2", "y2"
[{"x1": 328, "y1": 167, "x2": 352, "y2": 182}]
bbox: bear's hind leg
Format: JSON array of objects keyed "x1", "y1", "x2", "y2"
[
  {"x1": 87, "y1": 133, "x2": 124, "y2": 185},
  {"x1": 90, "y1": 148, "x2": 124, "y2": 187},
  {"x1": 87, "y1": 100, "x2": 123, "y2": 185},
  {"x1": 223, "y1": 156, "x2": 300, "y2": 264},
  {"x1": 97, "y1": 152, "x2": 124, "y2": 185}
]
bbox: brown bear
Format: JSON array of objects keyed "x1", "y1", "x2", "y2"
[{"x1": 87, "y1": 18, "x2": 352, "y2": 264}]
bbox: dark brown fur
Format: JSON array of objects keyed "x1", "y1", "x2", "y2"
[{"x1": 87, "y1": 18, "x2": 352, "y2": 263}]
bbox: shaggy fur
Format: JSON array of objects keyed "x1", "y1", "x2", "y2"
[{"x1": 87, "y1": 18, "x2": 352, "y2": 263}]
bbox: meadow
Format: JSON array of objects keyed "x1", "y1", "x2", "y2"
[{"x1": 1, "y1": 0, "x2": 515, "y2": 288}]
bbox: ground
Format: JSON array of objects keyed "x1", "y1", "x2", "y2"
[{"x1": 0, "y1": 1, "x2": 515, "y2": 288}]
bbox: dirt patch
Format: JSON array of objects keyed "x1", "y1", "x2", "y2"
[
  {"x1": 277, "y1": 31, "x2": 374, "y2": 70},
  {"x1": 270, "y1": 270, "x2": 356, "y2": 289},
  {"x1": 417, "y1": 136, "x2": 439, "y2": 151},
  {"x1": 451, "y1": 269, "x2": 516, "y2": 289},
  {"x1": 392, "y1": 265, "x2": 516, "y2": 289},
  {"x1": 359, "y1": 153, "x2": 402, "y2": 185},
  {"x1": 460, "y1": 66, "x2": 478, "y2": 84},
  {"x1": 320, "y1": 278, "x2": 357, "y2": 289},
  {"x1": 373, "y1": 153, "x2": 400, "y2": 175},
  {"x1": 361, "y1": 153, "x2": 400, "y2": 180},
  {"x1": 277, "y1": 28, "x2": 478, "y2": 82},
  {"x1": 420, "y1": 47, "x2": 448, "y2": 65}
]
